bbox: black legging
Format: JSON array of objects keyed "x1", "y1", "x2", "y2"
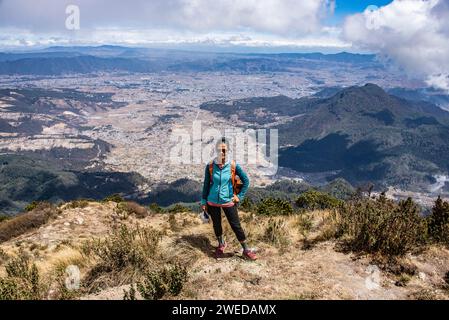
[{"x1": 207, "y1": 205, "x2": 246, "y2": 242}]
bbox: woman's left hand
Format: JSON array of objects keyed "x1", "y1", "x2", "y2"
[{"x1": 233, "y1": 195, "x2": 240, "y2": 203}]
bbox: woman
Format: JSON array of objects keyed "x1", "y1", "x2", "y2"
[{"x1": 201, "y1": 137, "x2": 257, "y2": 260}]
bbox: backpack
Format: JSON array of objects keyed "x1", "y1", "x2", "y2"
[{"x1": 209, "y1": 160, "x2": 243, "y2": 195}]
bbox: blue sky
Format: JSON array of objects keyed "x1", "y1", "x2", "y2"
[
  {"x1": 329, "y1": 0, "x2": 394, "y2": 24},
  {"x1": 336, "y1": 0, "x2": 394, "y2": 14}
]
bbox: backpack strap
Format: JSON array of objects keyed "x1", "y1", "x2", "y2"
[
  {"x1": 231, "y1": 160, "x2": 237, "y2": 196},
  {"x1": 208, "y1": 161, "x2": 214, "y2": 184}
]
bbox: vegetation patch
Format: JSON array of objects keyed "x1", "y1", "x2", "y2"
[
  {"x1": 0, "y1": 202, "x2": 59, "y2": 243},
  {"x1": 81, "y1": 224, "x2": 162, "y2": 292},
  {"x1": 427, "y1": 196, "x2": 449, "y2": 245},
  {"x1": 296, "y1": 190, "x2": 343, "y2": 211},
  {"x1": 262, "y1": 217, "x2": 291, "y2": 248},
  {"x1": 65, "y1": 199, "x2": 90, "y2": 209},
  {"x1": 149, "y1": 203, "x2": 164, "y2": 213},
  {"x1": 0, "y1": 253, "x2": 46, "y2": 300},
  {"x1": 0, "y1": 215, "x2": 11, "y2": 223},
  {"x1": 257, "y1": 198, "x2": 293, "y2": 216},
  {"x1": 137, "y1": 263, "x2": 188, "y2": 300},
  {"x1": 115, "y1": 201, "x2": 149, "y2": 219},
  {"x1": 332, "y1": 194, "x2": 427, "y2": 256},
  {"x1": 166, "y1": 203, "x2": 192, "y2": 214},
  {"x1": 102, "y1": 194, "x2": 125, "y2": 203}
]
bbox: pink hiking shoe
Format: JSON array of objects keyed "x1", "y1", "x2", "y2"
[
  {"x1": 243, "y1": 249, "x2": 257, "y2": 261},
  {"x1": 215, "y1": 243, "x2": 227, "y2": 257}
]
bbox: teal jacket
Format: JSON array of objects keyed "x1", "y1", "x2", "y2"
[{"x1": 201, "y1": 159, "x2": 250, "y2": 205}]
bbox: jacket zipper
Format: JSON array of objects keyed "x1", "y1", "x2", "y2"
[{"x1": 217, "y1": 164, "x2": 222, "y2": 203}]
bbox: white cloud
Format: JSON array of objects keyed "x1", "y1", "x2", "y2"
[
  {"x1": 343, "y1": 0, "x2": 449, "y2": 91},
  {"x1": 0, "y1": 0, "x2": 348, "y2": 50},
  {"x1": 427, "y1": 74, "x2": 449, "y2": 91},
  {"x1": 0, "y1": 0, "x2": 328, "y2": 36},
  {"x1": 0, "y1": 28, "x2": 352, "y2": 52}
]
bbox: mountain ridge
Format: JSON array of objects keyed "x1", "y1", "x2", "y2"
[{"x1": 202, "y1": 84, "x2": 449, "y2": 191}]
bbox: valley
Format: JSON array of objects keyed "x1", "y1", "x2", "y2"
[{"x1": 1, "y1": 47, "x2": 449, "y2": 214}]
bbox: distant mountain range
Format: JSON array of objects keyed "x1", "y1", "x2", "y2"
[
  {"x1": 202, "y1": 84, "x2": 449, "y2": 192},
  {"x1": 0, "y1": 46, "x2": 381, "y2": 75},
  {"x1": 0, "y1": 55, "x2": 159, "y2": 75}
]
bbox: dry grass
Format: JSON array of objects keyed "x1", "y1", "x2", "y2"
[
  {"x1": 261, "y1": 217, "x2": 291, "y2": 248},
  {"x1": 1, "y1": 202, "x2": 449, "y2": 300},
  {"x1": 0, "y1": 252, "x2": 47, "y2": 300},
  {"x1": 408, "y1": 289, "x2": 442, "y2": 300},
  {"x1": 0, "y1": 248, "x2": 9, "y2": 266},
  {"x1": 36, "y1": 247, "x2": 85, "y2": 274},
  {"x1": 114, "y1": 201, "x2": 150, "y2": 219},
  {"x1": 0, "y1": 203, "x2": 60, "y2": 244},
  {"x1": 80, "y1": 224, "x2": 163, "y2": 293},
  {"x1": 168, "y1": 213, "x2": 180, "y2": 232},
  {"x1": 65, "y1": 199, "x2": 90, "y2": 209}
]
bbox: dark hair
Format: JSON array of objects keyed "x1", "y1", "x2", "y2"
[{"x1": 215, "y1": 136, "x2": 230, "y2": 150}]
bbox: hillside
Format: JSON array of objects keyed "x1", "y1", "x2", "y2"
[
  {"x1": 0, "y1": 154, "x2": 146, "y2": 215},
  {"x1": 201, "y1": 84, "x2": 449, "y2": 192},
  {"x1": 1, "y1": 199, "x2": 448, "y2": 300}
]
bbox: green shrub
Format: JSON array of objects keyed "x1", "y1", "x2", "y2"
[
  {"x1": 25, "y1": 201, "x2": 50, "y2": 212},
  {"x1": 240, "y1": 197, "x2": 255, "y2": 212},
  {"x1": 335, "y1": 195, "x2": 427, "y2": 256},
  {"x1": 428, "y1": 196, "x2": 449, "y2": 245},
  {"x1": 0, "y1": 253, "x2": 45, "y2": 300},
  {"x1": 296, "y1": 190, "x2": 343, "y2": 211},
  {"x1": 320, "y1": 178, "x2": 355, "y2": 200},
  {"x1": 149, "y1": 203, "x2": 164, "y2": 213},
  {"x1": 256, "y1": 198, "x2": 293, "y2": 216},
  {"x1": 83, "y1": 225, "x2": 161, "y2": 272},
  {"x1": 0, "y1": 215, "x2": 10, "y2": 223},
  {"x1": 66, "y1": 199, "x2": 90, "y2": 209},
  {"x1": 167, "y1": 204, "x2": 190, "y2": 214},
  {"x1": 137, "y1": 263, "x2": 188, "y2": 300},
  {"x1": 102, "y1": 194, "x2": 124, "y2": 203}
]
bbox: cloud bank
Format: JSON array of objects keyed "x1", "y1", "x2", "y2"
[
  {"x1": 0, "y1": 0, "x2": 347, "y2": 50},
  {"x1": 343, "y1": 0, "x2": 449, "y2": 91},
  {"x1": 0, "y1": 0, "x2": 329, "y2": 35}
]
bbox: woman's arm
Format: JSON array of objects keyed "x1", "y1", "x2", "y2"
[
  {"x1": 201, "y1": 164, "x2": 211, "y2": 205},
  {"x1": 235, "y1": 163, "x2": 250, "y2": 202}
]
